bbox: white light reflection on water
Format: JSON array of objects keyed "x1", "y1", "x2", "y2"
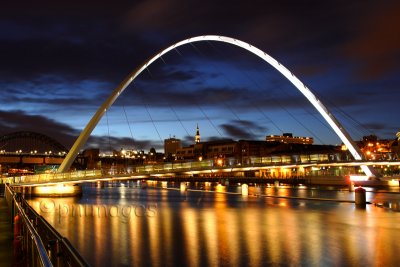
[{"x1": 27, "y1": 183, "x2": 400, "y2": 267}]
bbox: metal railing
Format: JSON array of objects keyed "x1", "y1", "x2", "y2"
[
  {"x1": 1, "y1": 169, "x2": 103, "y2": 185},
  {"x1": 2, "y1": 158, "x2": 400, "y2": 186},
  {"x1": 5, "y1": 184, "x2": 90, "y2": 267}
]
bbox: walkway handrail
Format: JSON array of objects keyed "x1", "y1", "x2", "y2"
[
  {"x1": 22, "y1": 198, "x2": 90, "y2": 267},
  {"x1": 5, "y1": 184, "x2": 53, "y2": 267},
  {"x1": 19, "y1": 203, "x2": 52, "y2": 267},
  {"x1": 2, "y1": 159, "x2": 400, "y2": 186},
  {"x1": 5, "y1": 184, "x2": 90, "y2": 267}
]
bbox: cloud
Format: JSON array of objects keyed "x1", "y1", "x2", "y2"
[
  {"x1": 0, "y1": 110, "x2": 78, "y2": 148},
  {"x1": 0, "y1": 1, "x2": 398, "y2": 148},
  {"x1": 0, "y1": 110, "x2": 163, "y2": 152},
  {"x1": 361, "y1": 123, "x2": 387, "y2": 131},
  {"x1": 340, "y1": 1, "x2": 400, "y2": 79},
  {"x1": 220, "y1": 120, "x2": 267, "y2": 140},
  {"x1": 86, "y1": 135, "x2": 160, "y2": 152}
]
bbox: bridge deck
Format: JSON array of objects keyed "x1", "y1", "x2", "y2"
[{"x1": 1, "y1": 160, "x2": 399, "y2": 186}]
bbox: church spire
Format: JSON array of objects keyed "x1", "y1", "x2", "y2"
[{"x1": 195, "y1": 124, "x2": 200, "y2": 143}]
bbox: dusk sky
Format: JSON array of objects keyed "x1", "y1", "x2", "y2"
[{"x1": 1, "y1": 1, "x2": 399, "y2": 152}]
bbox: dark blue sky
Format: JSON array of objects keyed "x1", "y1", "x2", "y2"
[{"x1": 1, "y1": 0, "x2": 399, "y2": 152}]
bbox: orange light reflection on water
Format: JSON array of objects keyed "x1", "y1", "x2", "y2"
[{"x1": 26, "y1": 186, "x2": 400, "y2": 267}]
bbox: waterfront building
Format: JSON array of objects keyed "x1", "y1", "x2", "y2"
[
  {"x1": 164, "y1": 136, "x2": 181, "y2": 159},
  {"x1": 266, "y1": 133, "x2": 314, "y2": 144},
  {"x1": 391, "y1": 139, "x2": 399, "y2": 159},
  {"x1": 358, "y1": 134, "x2": 398, "y2": 160},
  {"x1": 176, "y1": 145, "x2": 197, "y2": 160},
  {"x1": 1, "y1": 130, "x2": 400, "y2": 177},
  {"x1": 175, "y1": 125, "x2": 203, "y2": 161}
]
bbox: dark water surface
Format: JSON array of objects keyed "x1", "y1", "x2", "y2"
[{"x1": 28, "y1": 182, "x2": 400, "y2": 267}]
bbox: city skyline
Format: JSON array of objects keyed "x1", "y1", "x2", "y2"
[{"x1": 1, "y1": 1, "x2": 399, "y2": 152}]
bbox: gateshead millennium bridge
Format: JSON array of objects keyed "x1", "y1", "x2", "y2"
[{"x1": 2, "y1": 35, "x2": 399, "y2": 187}]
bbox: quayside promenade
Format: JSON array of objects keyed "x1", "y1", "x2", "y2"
[{"x1": 0, "y1": 185, "x2": 13, "y2": 267}]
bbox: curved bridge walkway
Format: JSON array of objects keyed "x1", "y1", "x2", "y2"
[{"x1": 2, "y1": 160, "x2": 399, "y2": 187}]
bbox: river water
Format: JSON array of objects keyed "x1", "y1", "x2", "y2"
[{"x1": 28, "y1": 182, "x2": 400, "y2": 267}]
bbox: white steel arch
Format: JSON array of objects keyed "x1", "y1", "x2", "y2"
[{"x1": 58, "y1": 35, "x2": 374, "y2": 177}]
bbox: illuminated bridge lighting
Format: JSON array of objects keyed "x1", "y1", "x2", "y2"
[{"x1": 57, "y1": 35, "x2": 375, "y2": 178}]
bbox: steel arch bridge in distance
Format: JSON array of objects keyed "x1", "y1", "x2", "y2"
[
  {"x1": 57, "y1": 35, "x2": 375, "y2": 177},
  {"x1": 0, "y1": 131, "x2": 68, "y2": 154}
]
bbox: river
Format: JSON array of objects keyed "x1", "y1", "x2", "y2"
[{"x1": 28, "y1": 181, "x2": 400, "y2": 267}]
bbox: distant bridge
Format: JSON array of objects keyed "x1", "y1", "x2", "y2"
[{"x1": 0, "y1": 131, "x2": 68, "y2": 154}]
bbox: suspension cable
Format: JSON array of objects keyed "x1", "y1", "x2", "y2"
[
  {"x1": 144, "y1": 103, "x2": 163, "y2": 142},
  {"x1": 322, "y1": 94, "x2": 373, "y2": 137},
  {"x1": 105, "y1": 110, "x2": 112, "y2": 153},
  {"x1": 206, "y1": 41, "x2": 287, "y2": 133},
  {"x1": 132, "y1": 81, "x2": 164, "y2": 145},
  {"x1": 170, "y1": 105, "x2": 191, "y2": 137},
  {"x1": 122, "y1": 105, "x2": 136, "y2": 149},
  {"x1": 158, "y1": 55, "x2": 192, "y2": 138},
  {"x1": 188, "y1": 42, "x2": 257, "y2": 138},
  {"x1": 197, "y1": 104, "x2": 224, "y2": 137},
  {"x1": 238, "y1": 72, "x2": 285, "y2": 134},
  {"x1": 172, "y1": 47, "x2": 225, "y2": 138},
  {"x1": 206, "y1": 41, "x2": 330, "y2": 144}
]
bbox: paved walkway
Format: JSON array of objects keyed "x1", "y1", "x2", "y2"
[{"x1": 0, "y1": 196, "x2": 14, "y2": 267}]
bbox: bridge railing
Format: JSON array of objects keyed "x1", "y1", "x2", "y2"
[
  {"x1": 5, "y1": 184, "x2": 89, "y2": 266},
  {"x1": 2, "y1": 158, "x2": 400, "y2": 185},
  {"x1": 1, "y1": 170, "x2": 102, "y2": 185},
  {"x1": 5, "y1": 184, "x2": 52, "y2": 267}
]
